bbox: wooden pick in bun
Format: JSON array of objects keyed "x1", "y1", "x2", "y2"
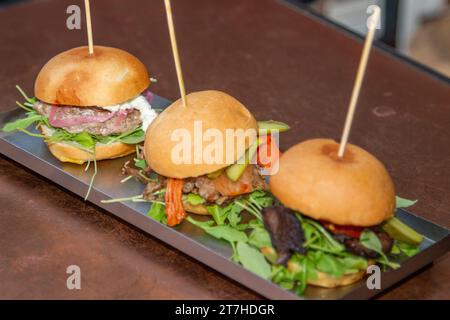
[
  {"x1": 270, "y1": 139, "x2": 396, "y2": 227},
  {"x1": 144, "y1": 90, "x2": 258, "y2": 178}
]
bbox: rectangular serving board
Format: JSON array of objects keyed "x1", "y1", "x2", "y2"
[{"x1": 1, "y1": 93, "x2": 449, "y2": 300}]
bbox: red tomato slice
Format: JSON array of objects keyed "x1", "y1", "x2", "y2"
[
  {"x1": 320, "y1": 220, "x2": 364, "y2": 238},
  {"x1": 257, "y1": 134, "x2": 281, "y2": 172}
]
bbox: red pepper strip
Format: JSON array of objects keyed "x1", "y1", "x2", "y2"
[
  {"x1": 257, "y1": 134, "x2": 281, "y2": 171},
  {"x1": 165, "y1": 178, "x2": 186, "y2": 227},
  {"x1": 320, "y1": 220, "x2": 364, "y2": 239}
]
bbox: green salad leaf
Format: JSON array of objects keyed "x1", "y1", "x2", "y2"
[
  {"x1": 360, "y1": 229, "x2": 383, "y2": 252},
  {"x1": 391, "y1": 240, "x2": 421, "y2": 257},
  {"x1": 116, "y1": 129, "x2": 145, "y2": 144},
  {"x1": 248, "y1": 224, "x2": 272, "y2": 249},
  {"x1": 147, "y1": 202, "x2": 167, "y2": 223},
  {"x1": 301, "y1": 217, "x2": 346, "y2": 254},
  {"x1": 396, "y1": 196, "x2": 418, "y2": 209},
  {"x1": 312, "y1": 251, "x2": 345, "y2": 278},
  {"x1": 134, "y1": 158, "x2": 147, "y2": 170},
  {"x1": 248, "y1": 190, "x2": 274, "y2": 209},
  {"x1": 207, "y1": 204, "x2": 228, "y2": 225},
  {"x1": 360, "y1": 230, "x2": 400, "y2": 269},
  {"x1": 226, "y1": 202, "x2": 243, "y2": 227},
  {"x1": 186, "y1": 217, "x2": 248, "y2": 243},
  {"x1": 2, "y1": 113, "x2": 44, "y2": 132},
  {"x1": 185, "y1": 193, "x2": 206, "y2": 206},
  {"x1": 236, "y1": 242, "x2": 272, "y2": 280}
]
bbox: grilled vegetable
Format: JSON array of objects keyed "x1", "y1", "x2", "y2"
[
  {"x1": 257, "y1": 120, "x2": 290, "y2": 134},
  {"x1": 226, "y1": 140, "x2": 258, "y2": 181},
  {"x1": 382, "y1": 217, "x2": 424, "y2": 245},
  {"x1": 165, "y1": 178, "x2": 186, "y2": 227}
]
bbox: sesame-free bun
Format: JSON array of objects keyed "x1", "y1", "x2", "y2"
[
  {"x1": 270, "y1": 139, "x2": 395, "y2": 227},
  {"x1": 35, "y1": 46, "x2": 150, "y2": 107},
  {"x1": 288, "y1": 259, "x2": 376, "y2": 288},
  {"x1": 39, "y1": 125, "x2": 135, "y2": 164},
  {"x1": 183, "y1": 202, "x2": 209, "y2": 215},
  {"x1": 144, "y1": 91, "x2": 258, "y2": 178}
]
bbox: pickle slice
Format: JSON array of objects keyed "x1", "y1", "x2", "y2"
[
  {"x1": 257, "y1": 120, "x2": 290, "y2": 134},
  {"x1": 226, "y1": 140, "x2": 258, "y2": 181},
  {"x1": 382, "y1": 217, "x2": 424, "y2": 245},
  {"x1": 207, "y1": 168, "x2": 223, "y2": 179}
]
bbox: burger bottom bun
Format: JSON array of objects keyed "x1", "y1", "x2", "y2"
[
  {"x1": 289, "y1": 259, "x2": 375, "y2": 288},
  {"x1": 307, "y1": 269, "x2": 366, "y2": 288},
  {"x1": 39, "y1": 126, "x2": 135, "y2": 164},
  {"x1": 183, "y1": 202, "x2": 210, "y2": 215}
]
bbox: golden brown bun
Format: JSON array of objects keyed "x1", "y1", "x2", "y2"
[
  {"x1": 35, "y1": 46, "x2": 150, "y2": 107},
  {"x1": 39, "y1": 125, "x2": 135, "y2": 164},
  {"x1": 288, "y1": 259, "x2": 375, "y2": 288},
  {"x1": 308, "y1": 269, "x2": 366, "y2": 288},
  {"x1": 145, "y1": 91, "x2": 258, "y2": 178},
  {"x1": 270, "y1": 139, "x2": 395, "y2": 227}
]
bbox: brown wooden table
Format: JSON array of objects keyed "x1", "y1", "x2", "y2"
[{"x1": 0, "y1": 0, "x2": 449, "y2": 299}]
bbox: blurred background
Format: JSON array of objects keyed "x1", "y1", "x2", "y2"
[
  {"x1": 1, "y1": 0, "x2": 449, "y2": 78},
  {"x1": 289, "y1": 0, "x2": 450, "y2": 78}
]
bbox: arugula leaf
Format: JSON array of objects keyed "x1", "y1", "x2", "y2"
[
  {"x1": 225, "y1": 202, "x2": 244, "y2": 227},
  {"x1": 287, "y1": 254, "x2": 317, "y2": 295},
  {"x1": 315, "y1": 253, "x2": 345, "y2": 278},
  {"x1": 186, "y1": 217, "x2": 248, "y2": 243},
  {"x1": 147, "y1": 202, "x2": 166, "y2": 223},
  {"x1": 2, "y1": 113, "x2": 44, "y2": 132},
  {"x1": 289, "y1": 254, "x2": 318, "y2": 282},
  {"x1": 302, "y1": 218, "x2": 346, "y2": 254},
  {"x1": 236, "y1": 242, "x2": 272, "y2": 280},
  {"x1": 396, "y1": 241, "x2": 421, "y2": 257},
  {"x1": 360, "y1": 229, "x2": 383, "y2": 252},
  {"x1": 118, "y1": 129, "x2": 145, "y2": 144},
  {"x1": 71, "y1": 132, "x2": 95, "y2": 150},
  {"x1": 134, "y1": 158, "x2": 147, "y2": 170},
  {"x1": 206, "y1": 200, "x2": 246, "y2": 226},
  {"x1": 271, "y1": 265, "x2": 295, "y2": 290},
  {"x1": 360, "y1": 230, "x2": 400, "y2": 269},
  {"x1": 340, "y1": 254, "x2": 368, "y2": 272},
  {"x1": 207, "y1": 205, "x2": 228, "y2": 225},
  {"x1": 390, "y1": 243, "x2": 401, "y2": 255},
  {"x1": 248, "y1": 190, "x2": 274, "y2": 209},
  {"x1": 227, "y1": 205, "x2": 243, "y2": 227},
  {"x1": 396, "y1": 196, "x2": 418, "y2": 209},
  {"x1": 185, "y1": 193, "x2": 206, "y2": 206},
  {"x1": 206, "y1": 225, "x2": 248, "y2": 243},
  {"x1": 16, "y1": 85, "x2": 36, "y2": 104},
  {"x1": 248, "y1": 225, "x2": 272, "y2": 249}
]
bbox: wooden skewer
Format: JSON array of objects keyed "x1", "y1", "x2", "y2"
[
  {"x1": 164, "y1": 0, "x2": 187, "y2": 107},
  {"x1": 338, "y1": 6, "x2": 380, "y2": 158},
  {"x1": 84, "y1": 0, "x2": 94, "y2": 54}
]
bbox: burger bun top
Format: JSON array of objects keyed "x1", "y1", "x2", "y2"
[
  {"x1": 270, "y1": 139, "x2": 395, "y2": 226},
  {"x1": 35, "y1": 46, "x2": 150, "y2": 107}
]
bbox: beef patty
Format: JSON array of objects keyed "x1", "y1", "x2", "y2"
[{"x1": 34, "y1": 101, "x2": 142, "y2": 136}]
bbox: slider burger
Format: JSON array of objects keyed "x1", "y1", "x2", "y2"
[
  {"x1": 133, "y1": 90, "x2": 285, "y2": 226},
  {"x1": 3, "y1": 46, "x2": 157, "y2": 164},
  {"x1": 264, "y1": 139, "x2": 423, "y2": 288}
]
